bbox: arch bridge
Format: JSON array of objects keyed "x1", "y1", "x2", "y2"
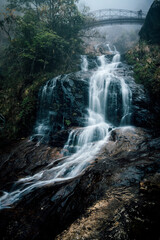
[{"x1": 84, "y1": 9, "x2": 146, "y2": 28}]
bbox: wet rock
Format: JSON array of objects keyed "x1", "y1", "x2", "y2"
[
  {"x1": 50, "y1": 129, "x2": 70, "y2": 147},
  {"x1": 106, "y1": 79, "x2": 123, "y2": 126},
  {"x1": 105, "y1": 127, "x2": 149, "y2": 158},
  {"x1": 149, "y1": 137, "x2": 160, "y2": 150},
  {"x1": 86, "y1": 55, "x2": 98, "y2": 70},
  {"x1": 32, "y1": 59, "x2": 158, "y2": 146},
  {"x1": 125, "y1": 76, "x2": 155, "y2": 128},
  {"x1": 54, "y1": 129, "x2": 160, "y2": 240},
  {"x1": 0, "y1": 128, "x2": 160, "y2": 240},
  {"x1": 0, "y1": 58, "x2": 160, "y2": 240},
  {"x1": 140, "y1": 173, "x2": 160, "y2": 194},
  {"x1": 32, "y1": 71, "x2": 90, "y2": 144},
  {"x1": 0, "y1": 139, "x2": 63, "y2": 190},
  {"x1": 139, "y1": 1, "x2": 160, "y2": 44}
]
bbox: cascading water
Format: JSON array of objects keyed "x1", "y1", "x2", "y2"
[
  {"x1": 81, "y1": 55, "x2": 89, "y2": 72},
  {"x1": 0, "y1": 47, "x2": 132, "y2": 210},
  {"x1": 31, "y1": 77, "x2": 58, "y2": 143}
]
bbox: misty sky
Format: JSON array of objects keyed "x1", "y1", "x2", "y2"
[{"x1": 78, "y1": 0, "x2": 153, "y2": 12}]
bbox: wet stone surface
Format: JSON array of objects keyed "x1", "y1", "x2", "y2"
[
  {"x1": 0, "y1": 127, "x2": 160, "y2": 239},
  {"x1": 0, "y1": 54, "x2": 160, "y2": 239}
]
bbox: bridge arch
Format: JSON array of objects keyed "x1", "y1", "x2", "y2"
[{"x1": 84, "y1": 9, "x2": 146, "y2": 28}]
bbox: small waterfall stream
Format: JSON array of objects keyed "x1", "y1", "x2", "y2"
[
  {"x1": 81, "y1": 55, "x2": 89, "y2": 72},
  {"x1": 31, "y1": 76, "x2": 59, "y2": 143},
  {"x1": 0, "y1": 47, "x2": 132, "y2": 210}
]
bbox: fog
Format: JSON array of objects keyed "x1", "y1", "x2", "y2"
[
  {"x1": 78, "y1": 0, "x2": 153, "y2": 12},
  {"x1": 0, "y1": 0, "x2": 154, "y2": 12},
  {"x1": 0, "y1": 0, "x2": 6, "y2": 7},
  {"x1": 79, "y1": 0, "x2": 153, "y2": 54}
]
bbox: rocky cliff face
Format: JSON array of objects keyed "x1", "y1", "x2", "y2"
[
  {"x1": 31, "y1": 71, "x2": 90, "y2": 145},
  {"x1": 139, "y1": 0, "x2": 160, "y2": 44},
  {"x1": 32, "y1": 57, "x2": 157, "y2": 146},
  {"x1": 0, "y1": 128, "x2": 160, "y2": 240},
  {"x1": 0, "y1": 54, "x2": 160, "y2": 239}
]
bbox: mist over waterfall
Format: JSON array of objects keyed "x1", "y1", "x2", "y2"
[{"x1": 0, "y1": 46, "x2": 132, "y2": 210}]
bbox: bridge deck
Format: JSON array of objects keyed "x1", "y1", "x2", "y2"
[
  {"x1": 85, "y1": 18, "x2": 145, "y2": 28},
  {"x1": 84, "y1": 8, "x2": 146, "y2": 28}
]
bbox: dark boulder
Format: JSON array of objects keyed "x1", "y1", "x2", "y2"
[
  {"x1": 32, "y1": 71, "x2": 90, "y2": 144},
  {"x1": 125, "y1": 76, "x2": 156, "y2": 128},
  {"x1": 0, "y1": 127, "x2": 159, "y2": 240},
  {"x1": 46, "y1": 72, "x2": 89, "y2": 130},
  {"x1": 139, "y1": 1, "x2": 160, "y2": 44}
]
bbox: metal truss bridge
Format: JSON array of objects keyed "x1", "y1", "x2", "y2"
[{"x1": 84, "y1": 9, "x2": 146, "y2": 28}]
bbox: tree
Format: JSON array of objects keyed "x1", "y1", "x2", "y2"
[
  {"x1": 7, "y1": 0, "x2": 84, "y2": 35},
  {"x1": 0, "y1": 8, "x2": 16, "y2": 41},
  {"x1": 1, "y1": 0, "x2": 84, "y2": 76},
  {"x1": 0, "y1": 0, "x2": 85, "y2": 142}
]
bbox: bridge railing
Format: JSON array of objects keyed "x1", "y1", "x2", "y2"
[{"x1": 87, "y1": 9, "x2": 146, "y2": 22}]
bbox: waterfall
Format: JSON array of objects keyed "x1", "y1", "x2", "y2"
[
  {"x1": 31, "y1": 77, "x2": 59, "y2": 143},
  {"x1": 81, "y1": 55, "x2": 88, "y2": 72},
  {"x1": 0, "y1": 47, "x2": 132, "y2": 210}
]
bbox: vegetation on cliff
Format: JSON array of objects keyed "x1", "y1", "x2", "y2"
[
  {"x1": 126, "y1": 0, "x2": 160, "y2": 127},
  {"x1": 0, "y1": 0, "x2": 85, "y2": 144},
  {"x1": 126, "y1": 41, "x2": 160, "y2": 101}
]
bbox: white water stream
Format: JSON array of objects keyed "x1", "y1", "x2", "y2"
[{"x1": 0, "y1": 48, "x2": 132, "y2": 209}]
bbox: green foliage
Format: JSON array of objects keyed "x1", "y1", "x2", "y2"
[
  {"x1": 65, "y1": 119, "x2": 71, "y2": 126},
  {"x1": 0, "y1": 8, "x2": 16, "y2": 41},
  {"x1": 126, "y1": 41, "x2": 160, "y2": 100},
  {"x1": 2, "y1": 8, "x2": 83, "y2": 76},
  {"x1": 0, "y1": 73, "x2": 53, "y2": 145},
  {"x1": 0, "y1": 0, "x2": 85, "y2": 144}
]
